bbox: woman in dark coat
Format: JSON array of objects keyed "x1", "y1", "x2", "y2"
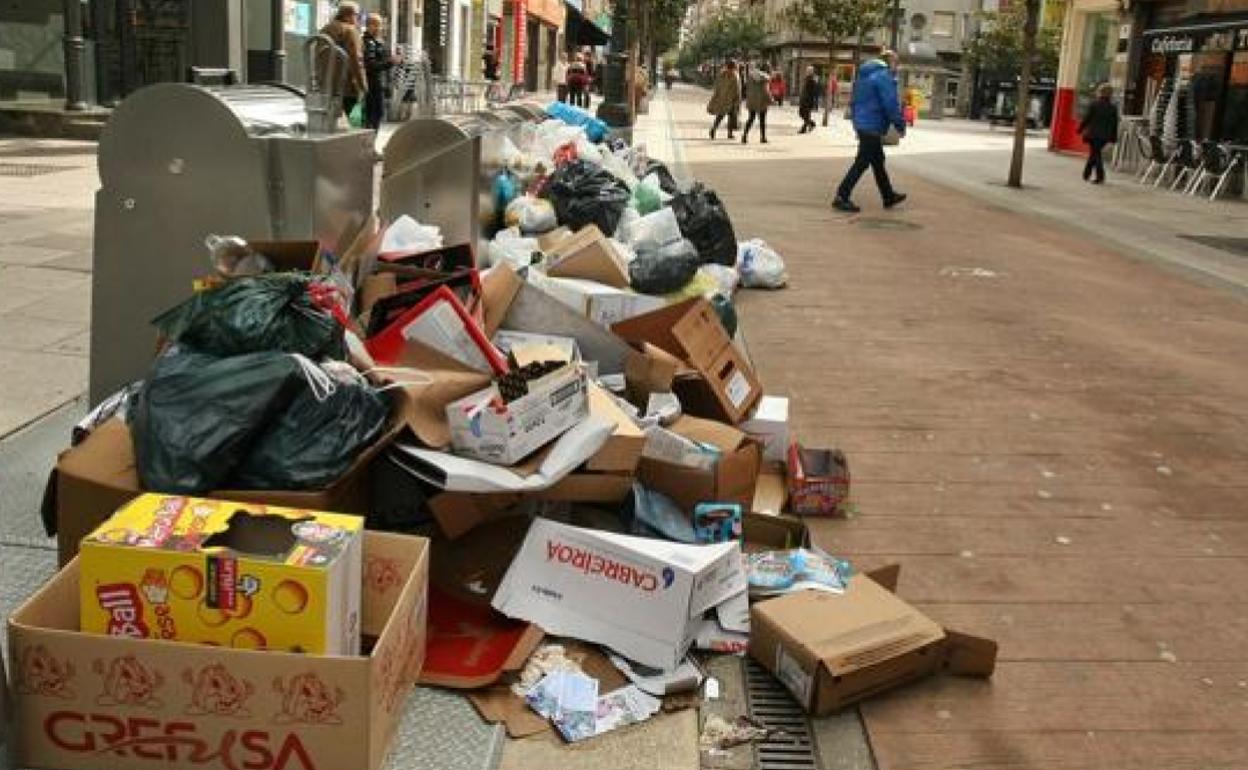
[
  {"x1": 1079, "y1": 83, "x2": 1119, "y2": 184},
  {"x1": 798, "y1": 65, "x2": 819, "y2": 134},
  {"x1": 707, "y1": 61, "x2": 742, "y2": 139}
]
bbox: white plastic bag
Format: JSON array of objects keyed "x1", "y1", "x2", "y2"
[
  {"x1": 488, "y1": 227, "x2": 541, "y2": 269},
  {"x1": 505, "y1": 195, "x2": 558, "y2": 234},
  {"x1": 380, "y1": 215, "x2": 443, "y2": 257},
  {"x1": 614, "y1": 205, "x2": 642, "y2": 242},
  {"x1": 737, "y1": 239, "x2": 789, "y2": 289},
  {"x1": 700, "y1": 263, "x2": 740, "y2": 298},
  {"x1": 626, "y1": 206, "x2": 682, "y2": 252}
]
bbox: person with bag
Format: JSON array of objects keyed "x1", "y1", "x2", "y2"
[
  {"x1": 833, "y1": 50, "x2": 907, "y2": 213},
  {"x1": 707, "y1": 60, "x2": 742, "y2": 140},
  {"x1": 320, "y1": 1, "x2": 367, "y2": 119},
  {"x1": 362, "y1": 14, "x2": 397, "y2": 130},
  {"x1": 742, "y1": 61, "x2": 771, "y2": 144},
  {"x1": 798, "y1": 65, "x2": 819, "y2": 134},
  {"x1": 1079, "y1": 83, "x2": 1119, "y2": 184}
]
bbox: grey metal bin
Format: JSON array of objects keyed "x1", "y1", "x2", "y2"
[
  {"x1": 88, "y1": 82, "x2": 376, "y2": 404},
  {"x1": 379, "y1": 105, "x2": 544, "y2": 258}
]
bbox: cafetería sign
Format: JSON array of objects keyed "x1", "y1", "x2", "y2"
[{"x1": 1146, "y1": 22, "x2": 1248, "y2": 55}]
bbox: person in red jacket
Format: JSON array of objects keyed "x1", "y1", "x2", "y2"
[{"x1": 768, "y1": 71, "x2": 786, "y2": 107}]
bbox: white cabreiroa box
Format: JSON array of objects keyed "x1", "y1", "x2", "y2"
[
  {"x1": 492, "y1": 518, "x2": 747, "y2": 670},
  {"x1": 446, "y1": 364, "x2": 590, "y2": 466},
  {"x1": 8, "y1": 531, "x2": 429, "y2": 770}
]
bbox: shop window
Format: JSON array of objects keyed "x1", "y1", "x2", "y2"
[
  {"x1": 910, "y1": 13, "x2": 926, "y2": 42},
  {"x1": 1224, "y1": 51, "x2": 1248, "y2": 142},
  {"x1": 932, "y1": 12, "x2": 955, "y2": 39},
  {"x1": 1075, "y1": 12, "x2": 1114, "y2": 115}
]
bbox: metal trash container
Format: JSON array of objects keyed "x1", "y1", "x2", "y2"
[
  {"x1": 380, "y1": 107, "x2": 540, "y2": 256},
  {"x1": 89, "y1": 81, "x2": 376, "y2": 403}
]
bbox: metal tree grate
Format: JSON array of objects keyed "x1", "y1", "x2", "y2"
[
  {"x1": 0, "y1": 163, "x2": 78, "y2": 177},
  {"x1": 743, "y1": 658, "x2": 821, "y2": 770}
]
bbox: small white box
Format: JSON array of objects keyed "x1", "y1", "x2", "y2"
[
  {"x1": 740, "y1": 396, "x2": 790, "y2": 463},
  {"x1": 493, "y1": 518, "x2": 747, "y2": 669},
  {"x1": 447, "y1": 364, "x2": 589, "y2": 466}
]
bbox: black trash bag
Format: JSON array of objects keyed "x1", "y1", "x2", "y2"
[
  {"x1": 230, "y1": 370, "x2": 392, "y2": 491},
  {"x1": 642, "y1": 159, "x2": 681, "y2": 195},
  {"x1": 541, "y1": 159, "x2": 631, "y2": 235},
  {"x1": 670, "y1": 183, "x2": 738, "y2": 266},
  {"x1": 153, "y1": 272, "x2": 345, "y2": 359},
  {"x1": 629, "y1": 238, "x2": 700, "y2": 295},
  {"x1": 131, "y1": 348, "x2": 306, "y2": 494}
]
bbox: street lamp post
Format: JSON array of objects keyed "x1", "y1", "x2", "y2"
[
  {"x1": 63, "y1": 0, "x2": 88, "y2": 110},
  {"x1": 596, "y1": 0, "x2": 633, "y2": 131},
  {"x1": 889, "y1": 0, "x2": 901, "y2": 51},
  {"x1": 270, "y1": 0, "x2": 287, "y2": 82}
]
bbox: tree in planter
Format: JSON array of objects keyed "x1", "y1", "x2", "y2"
[{"x1": 783, "y1": 0, "x2": 889, "y2": 125}]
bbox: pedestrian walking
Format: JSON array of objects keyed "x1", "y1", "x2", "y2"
[
  {"x1": 362, "y1": 15, "x2": 396, "y2": 131},
  {"x1": 797, "y1": 65, "x2": 819, "y2": 134},
  {"x1": 707, "y1": 60, "x2": 742, "y2": 140},
  {"x1": 567, "y1": 53, "x2": 590, "y2": 108},
  {"x1": 768, "y1": 70, "x2": 786, "y2": 107},
  {"x1": 320, "y1": 1, "x2": 367, "y2": 118},
  {"x1": 742, "y1": 62, "x2": 770, "y2": 144},
  {"x1": 554, "y1": 52, "x2": 570, "y2": 103},
  {"x1": 1079, "y1": 83, "x2": 1119, "y2": 184},
  {"x1": 483, "y1": 47, "x2": 499, "y2": 81},
  {"x1": 665, "y1": 67, "x2": 678, "y2": 90},
  {"x1": 833, "y1": 51, "x2": 907, "y2": 213}
]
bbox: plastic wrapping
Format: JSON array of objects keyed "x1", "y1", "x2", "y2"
[
  {"x1": 642, "y1": 159, "x2": 681, "y2": 195},
  {"x1": 152, "y1": 273, "x2": 345, "y2": 360},
  {"x1": 505, "y1": 195, "x2": 558, "y2": 234},
  {"x1": 487, "y1": 227, "x2": 543, "y2": 269},
  {"x1": 542, "y1": 159, "x2": 631, "y2": 236},
  {"x1": 671, "y1": 183, "x2": 738, "y2": 266},
  {"x1": 628, "y1": 238, "x2": 700, "y2": 295},
  {"x1": 625, "y1": 207, "x2": 682, "y2": 252}
]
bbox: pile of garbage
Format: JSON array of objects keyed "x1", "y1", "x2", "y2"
[{"x1": 14, "y1": 103, "x2": 995, "y2": 770}]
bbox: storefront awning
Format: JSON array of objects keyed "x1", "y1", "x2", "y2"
[{"x1": 565, "y1": 1, "x2": 611, "y2": 46}]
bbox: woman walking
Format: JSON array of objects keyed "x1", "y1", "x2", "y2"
[
  {"x1": 742, "y1": 62, "x2": 770, "y2": 144},
  {"x1": 1079, "y1": 83, "x2": 1119, "y2": 184},
  {"x1": 797, "y1": 65, "x2": 819, "y2": 134},
  {"x1": 567, "y1": 53, "x2": 590, "y2": 108},
  {"x1": 707, "y1": 60, "x2": 742, "y2": 140}
]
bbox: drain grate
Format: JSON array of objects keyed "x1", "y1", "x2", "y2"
[
  {"x1": 0, "y1": 162, "x2": 77, "y2": 177},
  {"x1": 744, "y1": 659, "x2": 821, "y2": 770},
  {"x1": 1180, "y1": 235, "x2": 1248, "y2": 258}
]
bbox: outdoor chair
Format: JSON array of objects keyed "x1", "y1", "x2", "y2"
[
  {"x1": 1138, "y1": 134, "x2": 1166, "y2": 185},
  {"x1": 1186, "y1": 142, "x2": 1243, "y2": 200},
  {"x1": 1168, "y1": 140, "x2": 1202, "y2": 192},
  {"x1": 1152, "y1": 139, "x2": 1190, "y2": 189}
]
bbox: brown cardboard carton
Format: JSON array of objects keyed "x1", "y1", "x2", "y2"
[
  {"x1": 51, "y1": 419, "x2": 396, "y2": 566},
  {"x1": 637, "y1": 416, "x2": 761, "y2": 512},
  {"x1": 752, "y1": 464, "x2": 789, "y2": 515},
  {"x1": 742, "y1": 512, "x2": 808, "y2": 551},
  {"x1": 749, "y1": 571, "x2": 997, "y2": 715},
  {"x1": 537, "y1": 227, "x2": 571, "y2": 253},
  {"x1": 623, "y1": 343, "x2": 680, "y2": 407},
  {"x1": 613, "y1": 298, "x2": 762, "y2": 424},
  {"x1": 584, "y1": 383, "x2": 644, "y2": 473},
  {"x1": 544, "y1": 225, "x2": 630, "y2": 288},
  {"x1": 8, "y1": 530, "x2": 429, "y2": 770}
]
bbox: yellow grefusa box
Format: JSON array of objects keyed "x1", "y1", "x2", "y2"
[{"x1": 79, "y1": 493, "x2": 364, "y2": 655}]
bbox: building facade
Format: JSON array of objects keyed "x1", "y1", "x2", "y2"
[{"x1": 1051, "y1": 0, "x2": 1248, "y2": 152}]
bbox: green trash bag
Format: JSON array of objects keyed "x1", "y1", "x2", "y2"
[
  {"x1": 632, "y1": 180, "x2": 663, "y2": 215},
  {"x1": 348, "y1": 100, "x2": 365, "y2": 128}
]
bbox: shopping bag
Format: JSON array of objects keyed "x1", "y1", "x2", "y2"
[
  {"x1": 348, "y1": 100, "x2": 365, "y2": 128},
  {"x1": 883, "y1": 125, "x2": 901, "y2": 145}
]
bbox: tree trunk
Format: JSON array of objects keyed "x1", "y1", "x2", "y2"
[{"x1": 1008, "y1": 0, "x2": 1040, "y2": 188}]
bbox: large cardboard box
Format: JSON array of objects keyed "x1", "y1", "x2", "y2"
[
  {"x1": 50, "y1": 419, "x2": 389, "y2": 566},
  {"x1": 612, "y1": 298, "x2": 762, "y2": 424},
  {"x1": 544, "y1": 225, "x2": 630, "y2": 288},
  {"x1": 749, "y1": 571, "x2": 997, "y2": 715},
  {"x1": 8, "y1": 531, "x2": 429, "y2": 770},
  {"x1": 637, "y1": 416, "x2": 761, "y2": 512},
  {"x1": 80, "y1": 494, "x2": 364, "y2": 655},
  {"x1": 492, "y1": 518, "x2": 746, "y2": 669},
  {"x1": 529, "y1": 273, "x2": 666, "y2": 328}
]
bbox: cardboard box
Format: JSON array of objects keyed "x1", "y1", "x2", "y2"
[
  {"x1": 9, "y1": 530, "x2": 430, "y2": 770},
  {"x1": 530, "y1": 273, "x2": 667, "y2": 328},
  {"x1": 537, "y1": 227, "x2": 571, "y2": 253},
  {"x1": 623, "y1": 343, "x2": 680, "y2": 408},
  {"x1": 492, "y1": 518, "x2": 746, "y2": 669},
  {"x1": 51, "y1": 419, "x2": 394, "y2": 567},
  {"x1": 613, "y1": 298, "x2": 762, "y2": 424},
  {"x1": 544, "y1": 225, "x2": 630, "y2": 288},
  {"x1": 787, "y1": 443, "x2": 850, "y2": 516},
  {"x1": 584, "y1": 383, "x2": 644, "y2": 474},
  {"x1": 446, "y1": 364, "x2": 589, "y2": 466},
  {"x1": 749, "y1": 571, "x2": 997, "y2": 715},
  {"x1": 637, "y1": 416, "x2": 761, "y2": 512},
  {"x1": 752, "y1": 464, "x2": 789, "y2": 516},
  {"x1": 80, "y1": 494, "x2": 364, "y2": 655},
  {"x1": 740, "y1": 396, "x2": 790, "y2": 464}
]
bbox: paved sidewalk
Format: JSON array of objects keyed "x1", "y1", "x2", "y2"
[{"x1": 658, "y1": 84, "x2": 1248, "y2": 770}]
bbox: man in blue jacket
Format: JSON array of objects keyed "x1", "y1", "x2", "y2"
[{"x1": 833, "y1": 51, "x2": 907, "y2": 212}]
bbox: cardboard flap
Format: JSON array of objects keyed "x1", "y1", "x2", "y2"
[
  {"x1": 545, "y1": 225, "x2": 630, "y2": 288},
  {"x1": 375, "y1": 339, "x2": 493, "y2": 449},
  {"x1": 611, "y1": 298, "x2": 704, "y2": 360},
  {"x1": 339, "y1": 213, "x2": 383, "y2": 285},
  {"x1": 482, "y1": 264, "x2": 525, "y2": 337},
  {"x1": 865, "y1": 564, "x2": 901, "y2": 593},
  {"x1": 669, "y1": 415, "x2": 747, "y2": 452},
  {"x1": 942, "y1": 630, "x2": 999, "y2": 678},
  {"x1": 56, "y1": 418, "x2": 139, "y2": 491}
]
